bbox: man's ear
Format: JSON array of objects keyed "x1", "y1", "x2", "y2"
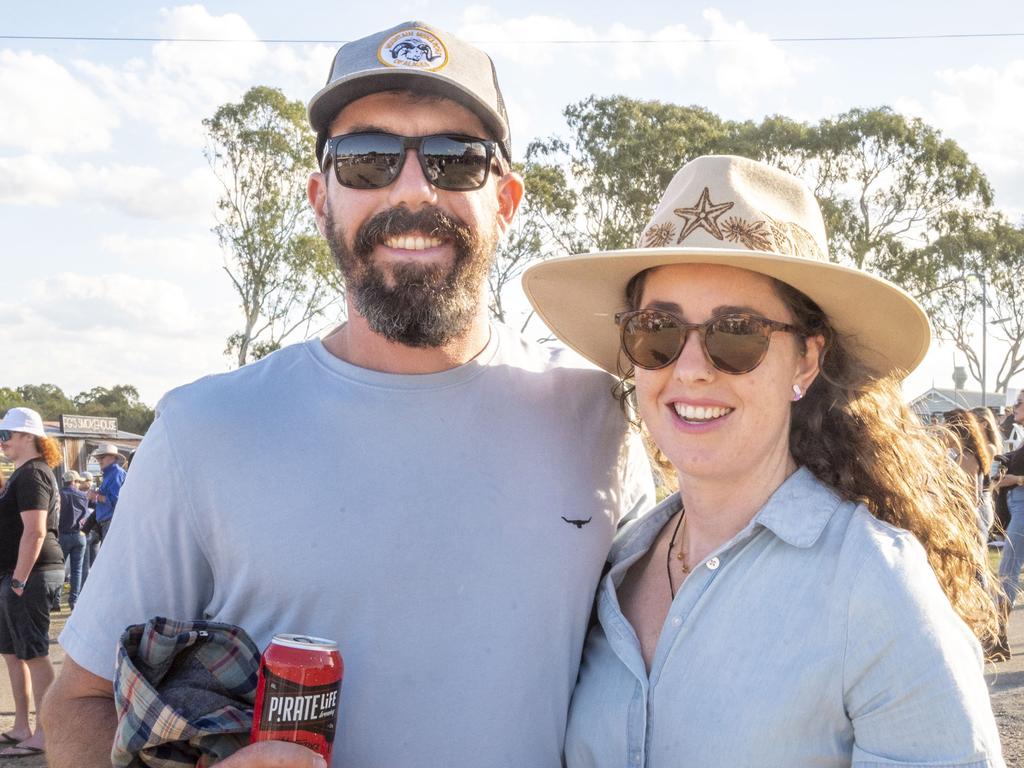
[
  {"x1": 494, "y1": 170, "x2": 524, "y2": 236},
  {"x1": 308, "y1": 171, "x2": 329, "y2": 236}
]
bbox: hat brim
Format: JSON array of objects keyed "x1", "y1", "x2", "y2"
[
  {"x1": 0, "y1": 423, "x2": 45, "y2": 438},
  {"x1": 308, "y1": 69, "x2": 510, "y2": 160},
  {"x1": 522, "y1": 247, "x2": 931, "y2": 379}
]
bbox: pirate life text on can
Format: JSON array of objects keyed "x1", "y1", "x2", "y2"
[{"x1": 250, "y1": 634, "x2": 344, "y2": 761}]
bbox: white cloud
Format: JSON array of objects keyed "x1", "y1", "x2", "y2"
[
  {"x1": 0, "y1": 50, "x2": 118, "y2": 152},
  {"x1": 71, "y1": 6, "x2": 269, "y2": 148},
  {"x1": 453, "y1": 7, "x2": 811, "y2": 152},
  {"x1": 898, "y1": 60, "x2": 1024, "y2": 218},
  {"x1": 0, "y1": 268, "x2": 288, "y2": 405},
  {"x1": 456, "y1": 7, "x2": 806, "y2": 114},
  {"x1": 21, "y1": 272, "x2": 214, "y2": 336},
  {"x1": 154, "y1": 4, "x2": 266, "y2": 82},
  {"x1": 0, "y1": 155, "x2": 75, "y2": 205},
  {"x1": 83, "y1": 163, "x2": 219, "y2": 220},
  {"x1": 457, "y1": 11, "x2": 701, "y2": 80},
  {"x1": 700, "y1": 9, "x2": 802, "y2": 107},
  {"x1": 0, "y1": 301, "x2": 235, "y2": 406},
  {"x1": 100, "y1": 232, "x2": 224, "y2": 275},
  {"x1": 0, "y1": 155, "x2": 217, "y2": 220}
]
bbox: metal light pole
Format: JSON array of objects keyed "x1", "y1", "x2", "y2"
[{"x1": 981, "y1": 270, "x2": 987, "y2": 408}]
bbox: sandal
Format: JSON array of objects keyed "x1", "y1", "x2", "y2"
[{"x1": 0, "y1": 744, "x2": 45, "y2": 758}]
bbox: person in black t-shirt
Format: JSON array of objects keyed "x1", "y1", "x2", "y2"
[{"x1": 0, "y1": 407, "x2": 65, "y2": 757}]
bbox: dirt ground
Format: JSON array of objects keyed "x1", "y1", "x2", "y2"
[{"x1": 1, "y1": 602, "x2": 1023, "y2": 767}]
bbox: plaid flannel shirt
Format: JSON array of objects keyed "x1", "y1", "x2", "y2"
[{"x1": 112, "y1": 617, "x2": 261, "y2": 768}]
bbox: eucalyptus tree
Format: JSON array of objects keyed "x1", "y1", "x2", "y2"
[{"x1": 205, "y1": 86, "x2": 341, "y2": 367}]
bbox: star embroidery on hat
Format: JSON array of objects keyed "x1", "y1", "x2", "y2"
[{"x1": 673, "y1": 187, "x2": 735, "y2": 243}]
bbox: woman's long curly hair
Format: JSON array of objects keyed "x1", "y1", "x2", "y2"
[
  {"x1": 34, "y1": 435, "x2": 62, "y2": 468},
  {"x1": 618, "y1": 270, "x2": 999, "y2": 642}
]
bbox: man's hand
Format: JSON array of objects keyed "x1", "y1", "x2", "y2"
[
  {"x1": 217, "y1": 741, "x2": 327, "y2": 768},
  {"x1": 45, "y1": 658, "x2": 327, "y2": 768}
]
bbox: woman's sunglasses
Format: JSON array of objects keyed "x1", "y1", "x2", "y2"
[
  {"x1": 615, "y1": 309, "x2": 802, "y2": 374},
  {"x1": 322, "y1": 132, "x2": 502, "y2": 191}
]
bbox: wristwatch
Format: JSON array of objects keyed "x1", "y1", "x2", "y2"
[{"x1": 9, "y1": 578, "x2": 27, "y2": 590}]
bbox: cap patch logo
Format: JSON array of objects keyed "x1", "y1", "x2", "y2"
[{"x1": 378, "y1": 28, "x2": 448, "y2": 71}]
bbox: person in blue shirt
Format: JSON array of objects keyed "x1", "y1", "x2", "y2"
[
  {"x1": 524, "y1": 155, "x2": 1004, "y2": 767},
  {"x1": 88, "y1": 444, "x2": 125, "y2": 541}
]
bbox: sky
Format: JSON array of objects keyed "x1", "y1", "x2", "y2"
[{"x1": 2, "y1": 1, "x2": 1024, "y2": 407}]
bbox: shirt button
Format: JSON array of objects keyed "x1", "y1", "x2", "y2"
[
  {"x1": 671, "y1": 616, "x2": 682, "y2": 627},
  {"x1": 631, "y1": 751, "x2": 642, "y2": 763},
  {"x1": 706, "y1": 556, "x2": 720, "y2": 570}
]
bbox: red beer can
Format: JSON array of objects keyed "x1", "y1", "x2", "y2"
[{"x1": 250, "y1": 634, "x2": 344, "y2": 762}]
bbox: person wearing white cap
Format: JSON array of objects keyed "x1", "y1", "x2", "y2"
[
  {"x1": 523, "y1": 155, "x2": 1004, "y2": 765},
  {"x1": 45, "y1": 20, "x2": 653, "y2": 768},
  {"x1": 0, "y1": 407, "x2": 65, "y2": 757}
]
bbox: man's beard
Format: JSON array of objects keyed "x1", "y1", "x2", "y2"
[{"x1": 325, "y1": 205, "x2": 498, "y2": 348}]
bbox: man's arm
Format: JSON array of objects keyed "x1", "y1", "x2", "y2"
[
  {"x1": 43, "y1": 657, "x2": 327, "y2": 768},
  {"x1": 41, "y1": 656, "x2": 119, "y2": 768}
]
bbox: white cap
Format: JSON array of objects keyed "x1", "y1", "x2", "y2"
[{"x1": 0, "y1": 407, "x2": 46, "y2": 437}]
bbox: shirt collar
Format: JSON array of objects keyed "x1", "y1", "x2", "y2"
[
  {"x1": 751, "y1": 466, "x2": 844, "y2": 549},
  {"x1": 609, "y1": 466, "x2": 844, "y2": 568}
]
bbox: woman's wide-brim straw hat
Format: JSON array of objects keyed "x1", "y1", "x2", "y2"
[{"x1": 522, "y1": 154, "x2": 931, "y2": 378}]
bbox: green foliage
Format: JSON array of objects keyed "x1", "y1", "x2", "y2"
[
  {"x1": 0, "y1": 384, "x2": 154, "y2": 435},
  {"x1": 205, "y1": 86, "x2": 343, "y2": 367},
  {"x1": 0, "y1": 383, "x2": 74, "y2": 420},
  {"x1": 812, "y1": 107, "x2": 992, "y2": 274},
  {"x1": 918, "y1": 213, "x2": 1024, "y2": 391},
  {"x1": 73, "y1": 385, "x2": 155, "y2": 435},
  {"x1": 521, "y1": 96, "x2": 736, "y2": 253}
]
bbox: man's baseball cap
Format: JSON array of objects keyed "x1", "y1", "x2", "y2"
[
  {"x1": 0, "y1": 407, "x2": 47, "y2": 438},
  {"x1": 308, "y1": 21, "x2": 511, "y2": 167},
  {"x1": 63, "y1": 470, "x2": 81, "y2": 483}
]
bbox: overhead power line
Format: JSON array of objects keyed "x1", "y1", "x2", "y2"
[{"x1": 1, "y1": 31, "x2": 1024, "y2": 45}]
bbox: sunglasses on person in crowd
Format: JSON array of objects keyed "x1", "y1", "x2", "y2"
[
  {"x1": 321, "y1": 132, "x2": 503, "y2": 191},
  {"x1": 615, "y1": 309, "x2": 802, "y2": 374},
  {"x1": 0, "y1": 430, "x2": 13, "y2": 441}
]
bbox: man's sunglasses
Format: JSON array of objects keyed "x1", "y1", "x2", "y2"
[
  {"x1": 322, "y1": 132, "x2": 502, "y2": 191},
  {"x1": 615, "y1": 309, "x2": 802, "y2": 374},
  {"x1": 0, "y1": 430, "x2": 12, "y2": 441}
]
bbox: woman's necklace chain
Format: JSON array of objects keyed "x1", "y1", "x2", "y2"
[{"x1": 666, "y1": 510, "x2": 690, "y2": 598}]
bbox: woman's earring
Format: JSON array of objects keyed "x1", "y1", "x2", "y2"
[{"x1": 792, "y1": 384, "x2": 803, "y2": 401}]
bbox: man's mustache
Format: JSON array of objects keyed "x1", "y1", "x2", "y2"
[{"x1": 354, "y1": 206, "x2": 475, "y2": 256}]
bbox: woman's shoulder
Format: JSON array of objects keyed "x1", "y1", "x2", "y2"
[
  {"x1": 828, "y1": 502, "x2": 957, "y2": 625},
  {"x1": 830, "y1": 501, "x2": 927, "y2": 570}
]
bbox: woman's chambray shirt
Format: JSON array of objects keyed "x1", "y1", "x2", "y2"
[{"x1": 565, "y1": 468, "x2": 1004, "y2": 768}]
